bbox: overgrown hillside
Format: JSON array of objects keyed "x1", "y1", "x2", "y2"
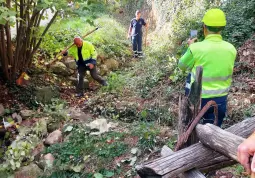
[{"x1": 0, "y1": 0, "x2": 254, "y2": 178}]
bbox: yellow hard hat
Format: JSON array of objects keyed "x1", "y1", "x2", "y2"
[{"x1": 202, "y1": 9, "x2": 226, "y2": 26}]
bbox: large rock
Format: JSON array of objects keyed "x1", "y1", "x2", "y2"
[
  {"x1": 44, "y1": 130, "x2": 62, "y2": 145},
  {"x1": 99, "y1": 64, "x2": 109, "y2": 76},
  {"x1": 20, "y1": 110, "x2": 34, "y2": 119},
  {"x1": 68, "y1": 77, "x2": 89, "y2": 89},
  {"x1": 14, "y1": 163, "x2": 43, "y2": 178},
  {"x1": 64, "y1": 59, "x2": 77, "y2": 70},
  {"x1": 35, "y1": 86, "x2": 60, "y2": 104},
  {"x1": 32, "y1": 143, "x2": 45, "y2": 161},
  {"x1": 12, "y1": 113, "x2": 22, "y2": 124},
  {"x1": 104, "y1": 59, "x2": 119, "y2": 71},
  {"x1": 67, "y1": 107, "x2": 92, "y2": 121},
  {"x1": 87, "y1": 118, "x2": 112, "y2": 135},
  {"x1": 50, "y1": 61, "x2": 71, "y2": 76},
  {"x1": 38, "y1": 153, "x2": 55, "y2": 170},
  {"x1": 47, "y1": 121, "x2": 62, "y2": 133},
  {"x1": 0, "y1": 104, "x2": 4, "y2": 116}
]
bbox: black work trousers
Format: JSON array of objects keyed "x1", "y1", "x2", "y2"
[
  {"x1": 132, "y1": 33, "x2": 143, "y2": 56},
  {"x1": 77, "y1": 65, "x2": 105, "y2": 93}
]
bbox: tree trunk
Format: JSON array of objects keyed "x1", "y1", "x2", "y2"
[
  {"x1": 136, "y1": 117, "x2": 255, "y2": 177},
  {"x1": 196, "y1": 124, "x2": 248, "y2": 162},
  {"x1": 0, "y1": 1, "x2": 59, "y2": 81},
  {"x1": 160, "y1": 146, "x2": 206, "y2": 178}
]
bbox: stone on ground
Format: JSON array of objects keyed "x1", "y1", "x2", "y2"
[
  {"x1": 44, "y1": 130, "x2": 62, "y2": 145},
  {"x1": 20, "y1": 110, "x2": 34, "y2": 119},
  {"x1": 14, "y1": 163, "x2": 43, "y2": 178}
]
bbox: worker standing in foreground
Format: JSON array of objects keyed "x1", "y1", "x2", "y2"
[
  {"x1": 127, "y1": 10, "x2": 148, "y2": 58},
  {"x1": 238, "y1": 131, "x2": 255, "y2": 176},
  {"x1": 62, "y1": 37, "x2": 107, "y2": 97},
  {"x1": 178, "y1": 9, "x2": 237, "y2": 127}
]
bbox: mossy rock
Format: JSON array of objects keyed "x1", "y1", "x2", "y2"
[{"x1": 35, "y1": 86, "x2": 60, "y2": 104}]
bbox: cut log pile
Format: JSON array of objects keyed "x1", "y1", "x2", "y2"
[
  {"x1": 136, "y1": 118, "x2": 255, "y2": 177},
  {"x1": 136, "y1": 66, "x2": 255, "y2": 177}
]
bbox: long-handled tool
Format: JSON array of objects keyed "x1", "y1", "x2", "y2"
[{"x1": 46, "y1": 27, "x2": 100, "y2": 67}]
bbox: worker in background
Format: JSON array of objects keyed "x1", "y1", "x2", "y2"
[
  {"x1": 127, "y1": 10, "x2": 148, "y2": 58},
  {"x1": 238, "y1": 131, "x2": 255, "y2": 175},
  {"x1": 62, "y1": 37, "x2": 107, "y2": 97},
  {"x1": 178, "y1": 9, "x2": 237, "y2": 127}
]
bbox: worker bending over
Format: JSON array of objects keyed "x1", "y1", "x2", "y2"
[{"x1": 62, "y1": 37, "x2": 107, "y2": 97}]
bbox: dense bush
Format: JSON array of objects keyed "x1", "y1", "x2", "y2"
[{"x1": 222, "y1": 0, "x2": 255, "y2": 47}]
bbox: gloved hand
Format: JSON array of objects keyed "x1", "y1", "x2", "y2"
[
  {"x1": 61, "y1": 50, "x2": 68, "y2": 55},
  {"x1": 237, "y1": 132, "x2": 255, "y2": 174},
  {"x1": 86, "y1": 63, "x2": 94, "y2": 69}
]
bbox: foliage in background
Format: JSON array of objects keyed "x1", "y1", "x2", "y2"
[
  {"x1": 221, "y1": 0, "x2": 255, "y2": 47},
  {"x1": 40, "y1": 16, "x2": 131, "y2": 62}
]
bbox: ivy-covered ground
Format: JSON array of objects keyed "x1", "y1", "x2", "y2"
[{"x1": 0, "y1": 0, "x2": 255, "y2": 178}]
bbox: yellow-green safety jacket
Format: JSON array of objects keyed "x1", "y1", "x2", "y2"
[
  {"x1": 178, "y1": 34, "x2": 237, "y2": 98},
  {"x1": 68, "y1": 41, "x2": 97, "y2": 61}
]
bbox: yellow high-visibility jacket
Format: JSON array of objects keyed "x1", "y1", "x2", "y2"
[{"x1": 178, "y1": 34, "x2": 237, "y2": 98}]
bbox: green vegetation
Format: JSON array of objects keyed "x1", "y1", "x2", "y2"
[
  {"x1": 44, "y1": 125, "x2": 128, "y2": 175},
  {"x1": 132, "y1": 122, "x2": 160, "y2": 150},
  {"x1": 40, "y1": 16, "x2": 131, "y2": 62},
  {"x1": 222, "y1": 0, "x2": 255, "y2": 47},
  {"x1": 0, "y1": 0, "x2": 254, "y2": 177}
]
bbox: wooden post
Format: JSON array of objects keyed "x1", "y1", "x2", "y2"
[
  {"x1": 178, "y1": 66, "x2": 203, "y2": 148},
  {"x1": 136, "y1": 117, "x2": 255, "y2": 177},
  {"x1": 174, "y1": 66, "x2": 204, "y2": 176}
]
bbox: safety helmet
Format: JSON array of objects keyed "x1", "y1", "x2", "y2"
[{"x1": 202, "y1": 9, "x2": 226, "y2": 26}]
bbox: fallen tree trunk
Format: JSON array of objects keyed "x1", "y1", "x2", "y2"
[
  {"x1": 161, "y1": 146, "x2": 206, "y2": 178},
  {"x1": 196, "y1": 124, "x2": 245, "y2": 161},
  {"x1": 136, "y1": 117, "x2": 255, "y2": 177}
]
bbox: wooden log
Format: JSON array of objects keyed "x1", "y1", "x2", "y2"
[
  {"x1": 176, "y1": 70, "x2": 205, "y2": 177},
  {"x1": 177, "y1": 95, "x2": 193, "y2": 149},
  {"x1": 136, "y1": 117, "x2": 255, "y2": 177},
  {"x1": 188, "y1": 66, "x2": 203, "y2": 115},
  {"x1": 178, "y1": 66, "x2": 203, "y2": 147},
  {"x1": 196, "y1": 124, "x2": 245, "y2": 161},
  {"x1": 160, "y1": 146, "x2": 206, "y2": 178}
]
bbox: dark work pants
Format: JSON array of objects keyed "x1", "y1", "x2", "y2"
[
  {"x1": 185, "y1": 73, "x2": 227, "y2": 127},
  {"x1": 77, "y1": 65, "x2": 105, "y2": 93},
  {"x1": 200, "y1": 96, "x2": 227, "y2": 127},
  {"x1": 132, "y1": 34, "x2": 143, "y2": 56}
]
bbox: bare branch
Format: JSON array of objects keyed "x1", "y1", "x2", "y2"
[{"x1": 32, "y1": 10, "x2": 58, "y2": 56}]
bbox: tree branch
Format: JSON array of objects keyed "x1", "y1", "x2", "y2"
[
  {"x1": 5, "y1": 0, "x2": 13, "y2": 79},
  {"x1": 32, "y1": 10, "x2": 58, "y2": 56}
]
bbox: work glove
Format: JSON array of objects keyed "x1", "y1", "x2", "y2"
[
  {"x1": 61, "y1": 50, "x2": 68, "y2": 56},
  {"x1": 86, "y1": 63, "x2": 94, "y2": 69}
]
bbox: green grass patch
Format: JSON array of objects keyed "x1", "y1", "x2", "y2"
[{"x1": 44, "y1": 126, "x2": 128, "y2": 174}]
